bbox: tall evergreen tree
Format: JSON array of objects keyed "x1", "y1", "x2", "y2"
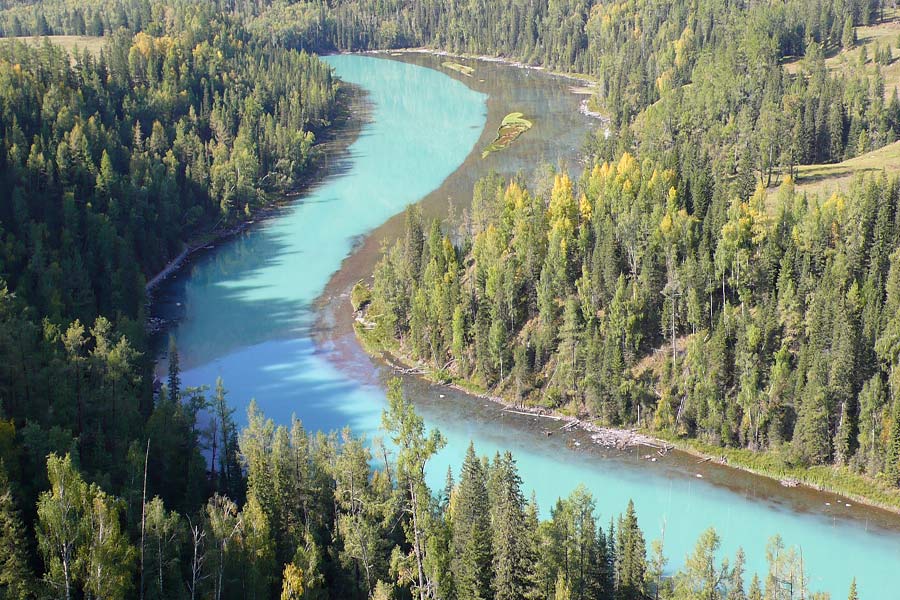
[
  {"x1": 489, "y1": 452, "x2": 534, "y2": 600},
  {"x1": 167, "y1": 336, "x2": 181, "y2": 405},
  {"x1": 0, "y1": 462, "x2": 35, "y2": 600},
  {"x1": 452, "y1": 443, "x2": 494, "y2": 600},
  {"x1": 615, "y1": 501, "x2": 646, "y2": 600}
]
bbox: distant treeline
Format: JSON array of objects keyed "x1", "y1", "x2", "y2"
[{"x1": 7, "y1": 0, "x2": 896, "y2": 191}]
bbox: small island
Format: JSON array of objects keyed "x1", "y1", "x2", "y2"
[
  {"x1": 442, "y1": 60, "x2": 475, "y2": 76},
  {"x1": 481, "y1": 111, "x2": 533, "y2": 158}
]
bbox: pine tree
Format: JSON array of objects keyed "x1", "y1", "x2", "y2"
[
  {"x1": 672, "y1": 528, "x2": 725, "y2": 599},
  {"x1": 210, "y1": 378, "x2": 242, "y2": 500},
  {"x1": 793, "y1": 372, "x2": 832, "y2": 465},
  {"x1": 834, "y1": 400, "x2": 854, "y2": 466},
  {"x1": 490, "y1": 452, "x2": 533, "y2": 600},
  {"x1": 615, "y1": 500, "x2": 646, "y2": 600},
  {"x1": 727, "y1": 548, "x2": 747, "y2": 600},
  {"x1": 554, "y1": 572, "x2": 572, "y2": 600},
  {"x1": 842, "y1": 15, "x2": 856, "y2": 51},
  {"x1": 167, "y1": 335, "x2": 181, "y2": 405},
  {"x1": 887, "y1": 396, "x2": 900, "y2": 485},
  {"x1": 240, "y1": 494, "x2": 276, "y2": 600},
  {"x1": 0, "y1": 462, "x2": 35, "y2": 600},
  {"x1": 747, "y1": 575, "x2": 762, "y2": 600},
  {"x1": 847, "y1": 578, "x2": 858, "y2": 600},
  {"x1": 452, "y1": 443, "x2": 493, "y2": 600}
]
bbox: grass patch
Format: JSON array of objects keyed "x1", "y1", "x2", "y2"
[
  {"x1": 784, "y1": 9, "x2": 900, "y2": 99},
  {"x1": 788, "y1": 139, "x2": 900, "y2": 196},
  {"x1": 350, "y1": 280, "x2": 372, "y2": 312},
  {"x1": 482, "y1": 112, "x2": 533, "y2": 158},
  {"x1": 3, "y1": 35, "x2": 107, "y2": 56},
  {"x1": 442, "y1": 61, "x2": 475, "y2": 77}
]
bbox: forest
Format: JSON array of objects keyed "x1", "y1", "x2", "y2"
[
  {"x1": 347, "y1": 0, "x2": 900, "y2": 503},
  {"x1": 0, "y1": 374, "x2": 835, "y2": 600},
  {"x1": 365, "y1": 161, "x2": 900, "y2": 492},
  {"x1": 0, "y1": 0, "x2": 335, "y2": 505},
  {"x1": 0, "y1": 0, "x2": 895, "y2": 597}
]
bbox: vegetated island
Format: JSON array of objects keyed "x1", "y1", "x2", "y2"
[
  {"x1": 482, "y1": 112, "x2": 533, "y2": 158},
  {"x1": 442, "y1": 60, "x2": 475, "y2": 76}
]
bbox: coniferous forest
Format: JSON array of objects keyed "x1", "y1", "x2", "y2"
[{"x1": 0, "y1": 0, "x2": 898, "y2": 598}]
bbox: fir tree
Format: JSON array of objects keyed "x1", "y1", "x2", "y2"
[
  {"x1": 0, "y1": 462, "x2": 34, "y2": 600},
  {"x1": 489, "y1": 452, "x2": 533, "y2": 600},
  {"x1": 452, "y1": 443, "x2": 494, "y2": 600},
  {"x1": 615, "y1": 501, "x2": 646, "y2": 600}
]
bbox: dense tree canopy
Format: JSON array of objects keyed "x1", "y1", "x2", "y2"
[
  {"x1": 1, "y1": 381, "x2": 835, "y2": 600},
  {"x1": 0, "y1": 0, "x2": 336, "y2": 513},
  {"x1": 0, "y1": 0, "x2": 893, "y2": 596},
  {"x1": 367, "y1": 160, "x2": 900, "y2": 480}
]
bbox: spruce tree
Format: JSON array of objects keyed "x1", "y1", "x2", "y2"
[
  {"x1": 615, "y1": 501, "x2": 646, "y2": 600},
  {"x1": 0, "y1": 462, "x2": 34, "y2": 600},
  {"x1": 452, "y1": 443, "x2": 494, "y2": 600},
  {"x1": 490, "y1": 452, "x2": 534, "y2": 600}
]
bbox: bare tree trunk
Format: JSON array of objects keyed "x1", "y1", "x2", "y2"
[
  {"x1": 189, "y1": 522, "x2": 205, "y2": 600},
  {"x1": 409, "y1": 482, "x2": 427, "y2": 600},
  {"x1": 140, "y1": 438, "x2": 150, "y2": 600},
  {"x1": 63, "y1": 556, "x2": 72, "y2": 600}
]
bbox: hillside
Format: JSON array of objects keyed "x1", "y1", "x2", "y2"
[
  {"x1": 2, "y1": 34, "x2": 106, "y2": 55},
  {"x1": 785, "y1": 8, "x2": 900, "y2": 99},
  {"x1": 791, "y1": 139, "x2": 900, "y2": 195}
]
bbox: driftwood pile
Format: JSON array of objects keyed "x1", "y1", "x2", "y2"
[{"x1": 587, "y1": 426, "x2": 672, "y2": 450}]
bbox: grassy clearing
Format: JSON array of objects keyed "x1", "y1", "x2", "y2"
[
  {"x1": 789, "y1": 139, "x2": 900, "y2": 196},
  {"x1": 2, "y1": 35, "x2": 107, "y2": 56},
  {"x1": 481, "y1": 112, "x2": 533, "y2": 158},
  {"x1": 785, "y1": 10, "x2": 900, "y2": 99},
  {"x1": 442, "y1": 61, "x2": 475, "y2": 77}
]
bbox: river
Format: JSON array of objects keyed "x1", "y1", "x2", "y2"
[{"x1": 151, "y1": 53, "x2": 900, "y2": 597}]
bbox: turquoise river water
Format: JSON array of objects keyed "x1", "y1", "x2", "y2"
[{"x1": 152, "y1": 54, "x2": 900, "y2": 597}]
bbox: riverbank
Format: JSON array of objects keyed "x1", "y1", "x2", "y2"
[
  {"x1": 145, "y1": 82, "x2": 367, "y2": 301},
  {"x1": 353, "y1": 304, "x2": 900, "y2": 515},
  {"x1": 657, "y1": 433, "x2": 900, "y2": 515}
]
